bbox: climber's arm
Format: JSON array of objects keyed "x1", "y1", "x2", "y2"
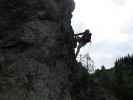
[{"x1": 74, "y1": 32, "x2": 84, "y2": 36}]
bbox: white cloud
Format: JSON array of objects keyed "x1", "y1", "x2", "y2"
[
  {"x1": 72, "y1": 0, "x2": 133, "y2": 68},
  {"x1": 72, "y1": 0, "x2": 133, "y2": 36},
  {"x1": 112, "y1": 0, "x2": 126, "y2": 5}
]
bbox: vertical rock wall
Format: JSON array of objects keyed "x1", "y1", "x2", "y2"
[
  {"x1": 0, "y1": 1, "x2": 118, "y2": 100},
  {"x1": 0, "y1": 0, "x2": 75, "y2": 100}
]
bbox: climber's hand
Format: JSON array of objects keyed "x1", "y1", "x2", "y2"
[{"x1": 74, "y1": 34, "x2": 78, "y2": 36}]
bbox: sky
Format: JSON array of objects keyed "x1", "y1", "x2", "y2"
[{"x1": 71, "y1": 0, "x2": 133, "y2": 69}]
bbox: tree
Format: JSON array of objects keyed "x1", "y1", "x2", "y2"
[{"x1": 77, "y1": 54, "x2": 95, "y2": 73}]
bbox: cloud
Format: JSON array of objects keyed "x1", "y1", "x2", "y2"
[
  {"x1": 72, "y1": 0, "x2": 133, "y2": 68},
  {"x1": 85, "y1": 40, "x2": 131, "y2": 68},
  {"x1": 112, "y1": 0, "x2": 126, "y2": 5}
]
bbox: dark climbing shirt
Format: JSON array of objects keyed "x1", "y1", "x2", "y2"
[{"x1": 81, "y1": 31, "x2": 92, "y2": 43}]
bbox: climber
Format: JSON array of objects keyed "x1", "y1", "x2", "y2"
[{"x1": 74, "y1": 29, "x2": 92, "y2": 57}]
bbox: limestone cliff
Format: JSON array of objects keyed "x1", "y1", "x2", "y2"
[
  {"x1": 0, "y1": 0, "x2": 117, "y2": 100},
  {"x1": 0, "y1": 0, "x2": 75, "y2": 100}
]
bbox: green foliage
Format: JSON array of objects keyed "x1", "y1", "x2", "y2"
[
  {"x1": 93, "y1": 54, "x2": 133, "y2": 100},
  {"x1": 113, "y1": 55, "x2": 133, "y2": 100},
  {"x1": 70, "y1": 63, "x2": 111, "y2": 100}
]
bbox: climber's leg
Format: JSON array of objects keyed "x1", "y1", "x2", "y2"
[
  {"x1": 75, "y1": 42, "x2": 85, "y2": 57},
  {"x1": 75, "y1": 45, "x2": 80, "y2": 57}
]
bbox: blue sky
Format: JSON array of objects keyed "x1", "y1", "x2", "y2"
[{"x1": 71, "y1": 0, "x2": 133, "y2": 68}]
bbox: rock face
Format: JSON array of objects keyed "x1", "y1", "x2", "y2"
[
  {"x1": 0, "y1": 0, "x2": 118, "y2": 100},
  {"x1": 0, "y1": 0, "x2": 75, "y2": 100}
]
